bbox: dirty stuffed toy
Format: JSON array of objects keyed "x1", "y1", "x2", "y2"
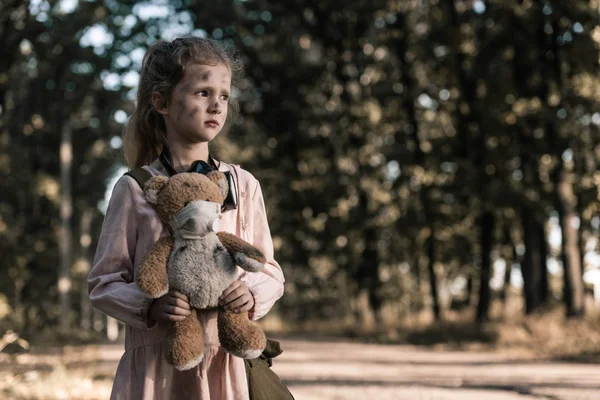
[{"x1": 135, "y1": 171, "x2": 268, "y2": 370}]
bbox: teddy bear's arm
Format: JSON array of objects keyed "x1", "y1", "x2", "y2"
[
  {"x1": 216, "y1": 232, "x2": 266, "y2": 272},
  {"x1": 136, "y1": 236, "x2": 174, "y2": 298}
]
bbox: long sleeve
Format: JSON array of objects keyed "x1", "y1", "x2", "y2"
[
  {"x1": 240, "y1": 181, "x2": 285, "y2": 321},
  {"x1": 88, "y1": 176, "x2": 156, "y2": 330}
]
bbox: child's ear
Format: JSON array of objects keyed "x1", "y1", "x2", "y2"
[
  {"x1": 144, "y1": 176, "x2": 169, "y2": 204},
  {"x1": 206, "y1": 171, "x2": 229, "y2": 200},
  {"x1": 152, "y1": 92, "x2": 168, "y2": 115}
]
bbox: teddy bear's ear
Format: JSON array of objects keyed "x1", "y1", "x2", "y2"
[
  {"x1": 206, "y1": 171, "x2": 229, "y2": 200},
  {"x1": 143, "y1": 176, "x2": 169, "y2": 205}
]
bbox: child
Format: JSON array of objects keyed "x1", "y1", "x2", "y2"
[{"x1": 88, "y1": 37, "x2": 285, "y2": 400}]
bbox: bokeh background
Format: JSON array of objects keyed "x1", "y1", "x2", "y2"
[{"x1": 1, "y1": 0, "x2": 600, "y2": 399}]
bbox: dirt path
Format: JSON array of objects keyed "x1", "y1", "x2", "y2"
[
  {"x1": 1, "y1": 338, "x2": 599, "y2": 399},
  {"x1": 273, "y1": 339, "x2": 600, "y2": 400}
]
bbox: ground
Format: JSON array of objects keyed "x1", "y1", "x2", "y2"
[
  {"x1": 1, "y1": 337, "x2": 598, "y2": 400},
  {"x1": 274, "y1": 338, "x2": 600, "y2": 400}
]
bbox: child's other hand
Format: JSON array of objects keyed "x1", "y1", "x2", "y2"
[
  {"x1": 148, "y1": 290, "x2": 191, "y2": 322},
  {"x1": 218, "y1": 281, "x2": 254, "y2": 313}
]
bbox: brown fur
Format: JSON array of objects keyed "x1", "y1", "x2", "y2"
[
  {"x1": 143, "y1": 172, "x2": 227, "y2": 223},
  {"x1": 136, "y1": 172, "x2": 269, "y2": 370},
  {"x1": 166, "y1": 309, "x2": 205, "y2": 370},
  {"x1": 217, "y1": 231, "x2": 267, "y2": 263},
  {"x1": 206, "y1": 171, "x2": 229, "y2": 199},
  {"x1": 218, "y1": 309, "x2": 267, "y2": 358},
  {"x1": 136, "y1": 236, "x2": 173, "y2": 298}
]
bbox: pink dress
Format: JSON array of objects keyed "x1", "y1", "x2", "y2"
[{"x1": 88, "y1": 160, "x2": 285, "y2": 400}]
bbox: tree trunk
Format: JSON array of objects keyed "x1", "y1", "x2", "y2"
[
  {"x1": 14, "y1": 278, "x2": 24, "y2": 329},
  {"x1": 577, "y1": 198, "x2": 587, "y2": 279},
  {"x1": 59, "y1": 123, "x2": 73, "y2": 332},
  {"x1": 426, "y1": 230, "x2": 441, "y2": 320},
  {"x1": 79, "y1": 208, "x2": 94, "y2": 330},
  {"x1": 466, "y1": 274, "x2": 474, "y2": 306},
  {"x1": 555, "y1": 169, "x2": 585, "y2": 317},
  {"x1": 501, "y1": 227, "x2": 514, "y2": 304},
  {"x1": 538, "y1": 221, "x2": 549, "y2": 306},
  {"x1": 393, "y1": 10, "x2": 436, "y2": 321},
  {"x1": 365, "y1": 234, "x2": 382, "y2": 321},
  {"x1": 521, "y1": 210, "x2": 544, "y2": 314},
  {"x1": 412, "y1": 250, "x2": 423, "y2": 312},
  {"x1": 578, "y1": 217, "x2": 586, "y2": 279},
  {"x1": 476, "y1": 211, "x2": 495, "y2": 323},
  {"x1": 356, "y1": 225, "x2": 381, "y2": 330},
  {"x1": 533, "y1": 0, "x2": 584, "y2": 316}
]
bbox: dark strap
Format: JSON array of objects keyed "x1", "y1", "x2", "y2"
[
  {"x1": 159, "y1": 150, "x2": 178, "y2": 176},
  {"x1": 124, "y1": 167, "x2": 153, "y2": 190}
]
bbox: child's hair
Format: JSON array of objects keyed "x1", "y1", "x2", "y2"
[{"x1": 123, "y1": 37, "x2": 244, "y2": 168}]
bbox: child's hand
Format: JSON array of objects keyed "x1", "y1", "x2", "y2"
[
  {"x1": 218, "y1": 281, "x2": 254, "y2": 313},
  {"x1": 148, "y1": 290, "x2": 191, "y2": 322}
]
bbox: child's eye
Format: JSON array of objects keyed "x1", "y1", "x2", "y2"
[
  {"x1": 196, "y1": 90, "x2": 208, "y2": 97},
  {"x1": 220, "y1": 94, "x2": 229, "y2": 101}
]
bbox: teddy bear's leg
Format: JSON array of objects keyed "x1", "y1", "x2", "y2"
[
  {"x1": 218, "y1": 309, "x2": 266, "y2": 359},
  {"x1": 136, "y1": 236, "x2": 174, "y2": 298},
  {"x1": 166, "y1": 308, "x2": 205, "y2": 370}
]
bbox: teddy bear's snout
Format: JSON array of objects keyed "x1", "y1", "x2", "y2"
[
  {"x1": 179, "y1": 214, "x2": 220, "y2": 235},
  {"x1": 170, "y1": 200, "x2": 222, "y2": 239}
]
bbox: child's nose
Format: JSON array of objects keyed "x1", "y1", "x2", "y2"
[{"x1": 208, "y1": 101, "x2": 221, "y2": 114}]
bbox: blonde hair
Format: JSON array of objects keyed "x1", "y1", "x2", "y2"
[{"x1": 123, "y1": 37, "x2": 244, "y2": 168}]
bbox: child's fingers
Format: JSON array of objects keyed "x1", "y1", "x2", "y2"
[
  {"x1": 159, "y1": 305, "x2": 191, "y2": 320},
  {"x1": 220, "y1": 287, "x2": 243, "y2": 304},
  {"x1": 169, "y1": 305, "x2": 192, "y2": 316},
  {"x1": 166, "y1": 296, "x2": 191, "y2": 310},
  {"x1": 151, "y1": 309, "x2": 188, "y2": 322},
  {"x1": 219, "y1": 281, "x2": 242, "y2": 300},
  {"x1": 221, "y1": 293, "x2": 243, "y2": 308},
  {"x1": 235, "y1": 301, "x2": 254, "y2": 313},
  {"x1": 225, "y1": 295, "x2": 252, "y2": 312},
  {"x1": 155, "y1": 300, "x2": 191, "y2": 316},
  {"x1": 149, "y1": 296, "x2": 191, "y2": 323},
  {"x1": 219, "y1": 292, "x2": 238, "y2": 307},
  {"x1": 165, "y1": 313, "x2": 188, "y2": 322},
  {"x1": 169, "y1": 290, "x2": 189, "y2": 303},
  {"x1": 220, "y1": 284, "x2": 249, "y2": 305}
]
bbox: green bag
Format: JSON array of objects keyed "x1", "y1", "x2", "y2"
[
  {"x1": 124, "y1": 169, "x2": 294, "y2": 399},
  {"x1": 245, "y1": 338, "x2": 295, "y2": 400}
]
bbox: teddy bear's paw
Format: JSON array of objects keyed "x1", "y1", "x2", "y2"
[
  {"x1": 174, "y1": 353, "x2": 204, "y2": 371},
  {"x1": 229, "y1": 348, "x2": 263, "y2": 359},
  {"x1": 234, "y1": 253, "x2": 265, "y2": 273},
  {"x1": 218, "y1": 310, "x2": 267, "y2": 359}
]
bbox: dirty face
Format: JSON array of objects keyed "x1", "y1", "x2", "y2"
[{"x1": 160, "y1": 63, "x2": 232, "y2": 145}]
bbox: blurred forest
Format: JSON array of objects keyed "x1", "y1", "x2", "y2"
[{"x1": 2, "y1": 0, "x2": 600, "y2": 346}]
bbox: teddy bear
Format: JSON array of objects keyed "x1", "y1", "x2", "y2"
[{"x1": 135, "y1": 170, "x2": 267, "y2": 371}]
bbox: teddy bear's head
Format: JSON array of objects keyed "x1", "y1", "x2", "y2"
[{"x1": 143, "y1": 171, "x2": 229, "y2": 224}]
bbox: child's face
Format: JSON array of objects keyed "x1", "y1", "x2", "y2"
[{"x1": 160, "y1": 62, "x2": 232, "y2": 145}]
